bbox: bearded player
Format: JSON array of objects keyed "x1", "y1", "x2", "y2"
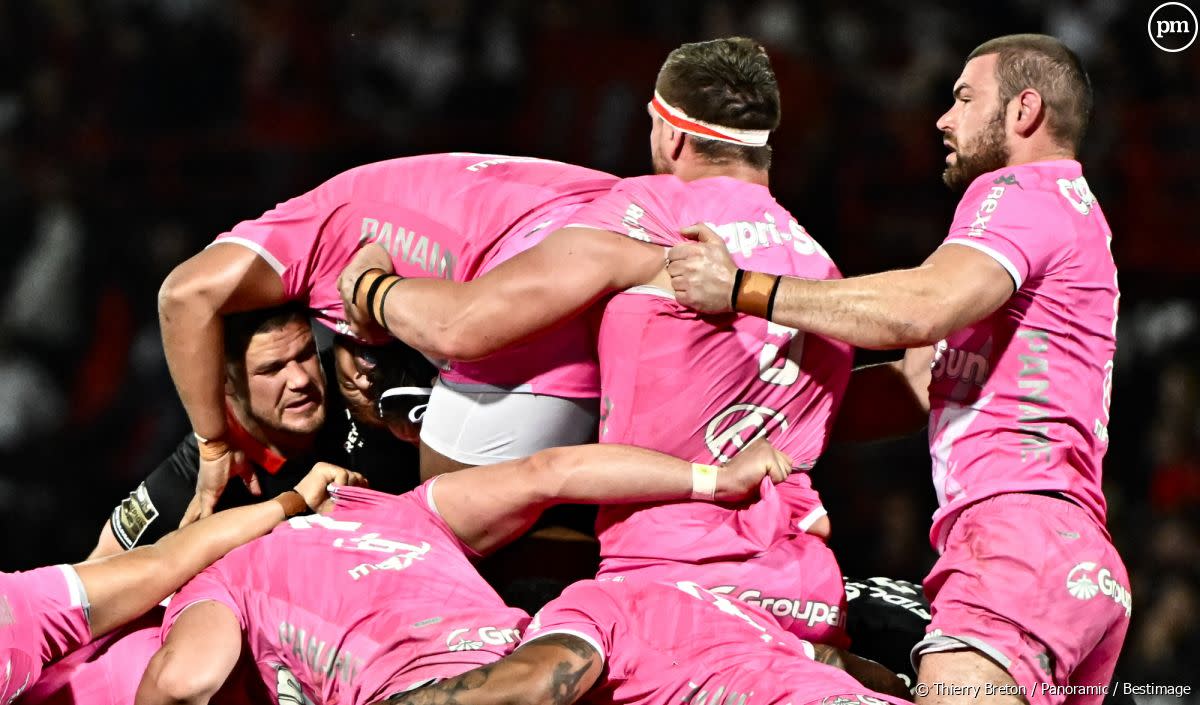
[
  {"x1": 339, "y1": 37, "x2": 852, "y2": 647},
  {"x1": 666, "y1": 34, "x2": 1127, "y2": 705}
]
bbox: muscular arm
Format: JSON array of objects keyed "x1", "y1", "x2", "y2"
[
  {"x1": 375, "y1": 634, "x2": 603, "y2": 705},
  {"x1": 831, "y1": 346, "x2": 934, "y2": 444},
  {"x1": 433, "y1": 439, "x2": 791, "y2": 555},
  {"x1": 158, "y1": 243, "x2": 287, "y2": 439},
  {"x1": 765, "y1": 245, "x2": 1013, "y2": 348},
  {"x1": 669, "y1": 228, "x2": 1014, "y2": 350},
  {"x1": 75, "y1": 464, "x2": 358, "y2": 636},
  {"x1": 375, "y1": 227, "x2": 664, "y2": 360}
]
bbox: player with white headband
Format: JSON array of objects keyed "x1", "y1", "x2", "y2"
[{"x1": 338, "y1": 37, "x2": 863, "y2": 649}]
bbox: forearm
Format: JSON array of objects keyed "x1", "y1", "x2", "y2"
[
  {"x1": 529, "y1": 444, "x2": 697, "y2": 506},
  {"x1": 769, "y1": 271, "x2": 951, "y2": 350},
  {"x1": 379, "y1": 278, "x2": 515, "y2": 361},
  {"x1": 378, "y1": 638, "x2": 600, "y2": 705},
  {"x1": 159, "y1": 283, "x2": 228, "y2": 440},
  {"x1": 78, "y1": 497, "x2": 288, "y2": 636}
]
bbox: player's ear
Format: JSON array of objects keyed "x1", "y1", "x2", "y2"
[
  {"x1": 670, "y1": 128, "x2": 686, "y2": 160},
  {"x1": 1013, "y1": 88, "x2": 1043, "y2": 138}
]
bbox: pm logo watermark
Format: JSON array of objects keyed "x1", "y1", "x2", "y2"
[{"x1": 1149, "y1": 2, "x2": 1198, "y2": 52}]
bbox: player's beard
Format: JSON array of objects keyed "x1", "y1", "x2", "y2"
[
  {"x1": 943, "y1": 108, "x2": 1010, "y2": 193},
  {"x1": 651, "y1": 140, "x2": 672, "y2": 175}
]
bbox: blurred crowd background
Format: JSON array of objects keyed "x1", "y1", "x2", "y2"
[{"x1": 0, "y1": 0, "x2": 1195, "y2": 697}]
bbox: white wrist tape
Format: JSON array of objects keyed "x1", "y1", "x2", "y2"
[{"x1": 690, "y1": 463, "x2": 719, "y2": 501}]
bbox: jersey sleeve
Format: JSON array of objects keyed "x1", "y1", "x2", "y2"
[
  {"x1": 521, "y1": 581, "x2": 619, "y2": 665},
  {"x1": 565, "y1": 177, "x2": 681, "y2": 247},
  {"x1": 942, "y1": 173, "x2": 1064, "y2": 289},
  {"x1": 212, "y1": 189, "x2": 333, "y2": 299},
  {"x1": 162, "y1": 565, "x2": 246, "y2": 636}
]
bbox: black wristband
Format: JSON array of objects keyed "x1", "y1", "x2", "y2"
[
  {"x1": 731, "y1": 268, "x2": 746, "y2": 309},
  {"x1": 766, "y1": 275, "x2": 782, "y2": 322},
  {"x1": 374, "y1": 276, "x2": 404, "y2": 329},
  {"x1": 352, "y1": 268, "x2": 385, "y2": 308},
  {"x1": 364, "y1": 273, "x2": 390, "y2": 318}
]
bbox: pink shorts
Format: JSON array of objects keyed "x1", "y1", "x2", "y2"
[
  {"x1": 0, "y1": 565, "x2": 92, "y2": 702},
  {"x1": 914, "y1": 493, "x2": 1130, "y2": 705},
  {"x1": 598, "y1": 530, "x2": 849, "y2": 648},
  {"x1": 441, "y1": 203, "x2": 601, "y2": 399}
]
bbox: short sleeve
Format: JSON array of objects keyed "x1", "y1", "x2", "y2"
[
  {"x1": 566, "y1": 178, "x2": 679, "y2": 247},
  {"x1": 212, "y1": 191, "x2": 332, "y2": 299},
  {"x1": 942, "y1": 173, "x2": 1063, "y2": 289},
  {"x1": 521, "y1": 581, "x2": 618, "y2": 665},
  {"x1": 162, "y1": 566, "x2": 245, "y2": 636}
]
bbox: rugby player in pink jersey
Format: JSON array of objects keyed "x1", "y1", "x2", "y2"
[
  {"x1": 21, "y1": 609, "x2": 265, "y2": 705},
  {"x1": 371, "y1": 577, "x2": 911, "y2": 705},
  {"x1": 0, "y1": 463, "x2": 362, "y2": 704},
  {"x1": 338, "y1": 38, "x2": 854, "y2": 647},
  {"x1": 135, "y1": 439, "x2": 794, "y2": 705},
  {"x1": 158, "y1": 153, "x2": 645, "y2": 523},
  {"x1": 667, "y1": 34, "x2": 1127, "y2": 705}
]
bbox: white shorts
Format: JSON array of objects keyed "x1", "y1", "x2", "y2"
[{"x1": 419, "y1": 378, "x2": 600, "y2": 465}]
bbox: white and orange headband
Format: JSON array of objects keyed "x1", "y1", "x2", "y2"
[{"x1": 648, "y1": 91, "x2": 771, "y2": 147}]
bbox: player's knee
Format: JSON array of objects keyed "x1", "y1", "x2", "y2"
[{"x1": 140, "y1": 646, "x2": 226, "y2": 705}]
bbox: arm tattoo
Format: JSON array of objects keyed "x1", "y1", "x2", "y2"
[
  {"x1": 380, "y1": 664, "x2": 497, "y2": 705},
  {"x1": 376, "y1": 633, "x2": 600, "y2": 705}
]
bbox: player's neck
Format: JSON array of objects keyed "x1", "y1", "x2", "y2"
[
  {"x1": 671, "y1": 159, "x2": 769, "y2": 187},
  {"x1": 1006, "y1": 139, "x2": 1076, "y2": 168}
]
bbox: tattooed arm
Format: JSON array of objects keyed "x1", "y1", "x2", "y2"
[
  {"x1": 812, "y1": 644, "x2": 913, "y2": 701},
  {"x1": 375, "y1": 634, "x2": 604, "y2": 705}
]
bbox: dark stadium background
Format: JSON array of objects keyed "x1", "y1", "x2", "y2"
[{"x1": 0, "y1": 0, "x2": 1195, "y2": 696}]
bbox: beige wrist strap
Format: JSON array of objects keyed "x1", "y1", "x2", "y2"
[{"x1": 691, "y1": 463, "x2": 719, "y2": 501}]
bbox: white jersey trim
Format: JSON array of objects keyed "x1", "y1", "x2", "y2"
[
  {"x1": 520, "y1": 629, "x2": 606, "y2": 664},
  {"x1": 209, "y1": 237, "x2": 287, "y2": 276},
  {"x1": 942, "y1": 240, "x2": 1023, "y2": 289},
  {"x1": 796, "y1": 505, "x2": 828, "y2": 532},
  {"x1": 56, "y1": 564, "x2": 90, "y2": 621},
  {"x1": 425, "y1": 475, "x2": 444, "y2": 517},
  {"x1": 621, "y1": 284, "x2": 675, "y2": 299}
]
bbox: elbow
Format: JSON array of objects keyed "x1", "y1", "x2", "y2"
[
  {"x1": 158, "y1": 264, "x2": 213, "y2": 324},
  {"x1": 423, "y1": 321, "x2": 498, "y2": 362},
  {"x1": 522, "y1": 447, "x2": 570, "y2": 505}
]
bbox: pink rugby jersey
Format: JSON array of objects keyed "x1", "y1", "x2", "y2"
[
  {"x1": 163, "y1": 484, "x2": 529, "y2": 705},
  {"x1": 928, "y1": 159, "x2": 1119, "y2": 551},
  {"x1": 567, "y1": 175, "x2": 853, "y2": 558},
  {"x1": 524, "y1": 578, "x2": 907, "y2": 705},
  {"x1": 213, "y1": 152, "x2": 617, "y2": 396},
  {"x1": 0, "y1": 565, "x2": 91, "y2": 705},
  {"x1": 594, "y1": 478, "x2": 849, "y2": 647}
]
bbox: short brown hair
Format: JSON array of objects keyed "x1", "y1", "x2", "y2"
[
  {"x1": 655, "y1": 37, "x2": 780, "y2": 170},
  {"x1": 968, "y1": 34, "x2": 1093, "y2": 153}
]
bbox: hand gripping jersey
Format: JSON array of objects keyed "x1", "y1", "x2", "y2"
[
  {"x1": 213, "y1": 152, "x2": 619, "y2": 396},
  {"x1": 163, "y1": 484, "x2": 529, "y2": 705},
  {"x1": 927, "y1": 160, "x2": 1119, "y2": 551},
  {"x1": 524, "y1": 578, "x2": 908, "y2": 705},
  {"x1": 568, "y1": 175, "x2": 853, "y2": 639},
  {"x1": 0, "y1": 566, "x2": 91, "y2": 704}
]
